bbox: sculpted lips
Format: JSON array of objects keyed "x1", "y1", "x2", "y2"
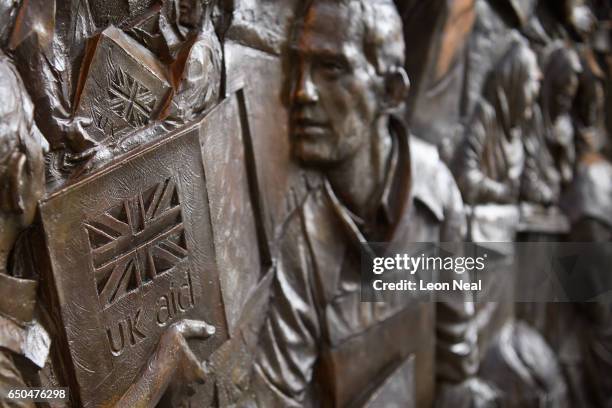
[{"x1": 292, "y1": 116, "x2": 330, "y2": 138}]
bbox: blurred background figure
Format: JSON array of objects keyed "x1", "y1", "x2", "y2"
[
  {"x1": 522, "y1": 45, "x2": 583, "y2": 206},
  {"x1": 452, "y1": 38, "x2": 540, "y2": 213}
]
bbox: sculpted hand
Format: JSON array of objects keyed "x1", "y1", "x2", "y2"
[
  {"x1": 489, "y1": 182, "x2": 512, "y2": 204},
  {"x1": 59, "y1": 116, "x2": 107, "y2": 174},
  {"x1": 157, "y1": 319, "x2": 216, "y2": 384},
  {"x1": 115, "y1": 319, "x2": 216, "y2": 408},
  {"x1": 59, "y1": 116, "x2": 96, "y2": 153},
  {"x1": 537, "y1": 185, "x2": 555, "y2": 207},
  {"x1": 495, "y1": 177, "x2": 521, "y2": 204}
]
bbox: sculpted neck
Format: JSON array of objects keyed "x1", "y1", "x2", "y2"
[{"x1": 327, "y1": 117, "x2": 392, "y2": 221}]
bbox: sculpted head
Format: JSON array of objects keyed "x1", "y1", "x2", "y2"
[
  {"x1": 541, "y1": 45, "x2": 582, "y2": 122},
  {"x1": 288, "y1": 0, "x2": 409, "y2": 168},
  {"x1": 544, "y1": 0, "x2": 594, "y2": 34},
  {"x1": 483, "y1": 39, "x2": 541, "y2": 131},
  {"x1": 0, "y1": 0, "x2": 18, "y2": 47},
  {"x1": 177, "y1": 0, "x2": 213, "y2": 34},
  {"x1": 0, "y1": 71, "x2": 48, "y2": 267},
  {"x1": 160, "y1": 0, "x2": 213, "y2": 53}
]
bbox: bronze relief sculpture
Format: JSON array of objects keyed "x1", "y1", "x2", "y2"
[
  {"x1": 521, "y1": 45, "x2": 582, "y2": 207},
  {"x1": 0, "y1": 59, "x2": 49, "y2": 407},
  {"x1": 0, "y1": 0, "x2": 610, "y2": 406},
  {"x1": 35, "y1": 123, "x2": 226, "y2": 407},
  {"x1": 12, "y1": 0, "x2": 221, "y2": 183},
  {"x1": 451, "y1": 38, "x2": 542, "y2": 247},
  {"x1": 559, "y1": 54, "x2": 612, "y2": 408},
  {"x1": 452, "y1": 39, "x2": 541, "y2": 209},
  {"x1": 0, "y1": 2, "x2": 51, "y2": 404},
  {"x1": 251, "y1": 1, "x2": 491, "y2": 407}
]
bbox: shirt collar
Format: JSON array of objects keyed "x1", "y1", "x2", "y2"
[{"x1": 323, "y1": 117, "x2": 412, "y2": 251}]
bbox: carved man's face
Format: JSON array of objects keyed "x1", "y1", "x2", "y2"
[
  {"x1": 289, "y1": 2, "x2": 381, "y2": 167},
  {"x1": 178, "y1": 0, "x2": 204, "y2": 31},
  {"x1": 556, "y1": 74, "x2": 579, "y2": 116}
]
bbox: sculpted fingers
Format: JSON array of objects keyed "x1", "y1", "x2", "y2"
[{"x1": 173, "y1": 319, "x2": 216, "y2": 340}]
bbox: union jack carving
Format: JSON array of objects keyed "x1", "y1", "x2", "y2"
[
  {"x1": 107, "y1": 64, "x2": 157, "y2": 128},
  {"x1": 85, "y1": 179, "x2": 188, "y2": 307}
]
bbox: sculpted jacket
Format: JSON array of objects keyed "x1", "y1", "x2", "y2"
[
  {"x1": 452, "y1": 99, "x2": 525, "y2": 206},
  {"x1": 252, "y1": 121, "x2": 478, "y2": 407}
]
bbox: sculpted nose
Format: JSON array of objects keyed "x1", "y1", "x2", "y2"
[{"x1": 294, "y1": 69, "x2": 318, "y2": 104}]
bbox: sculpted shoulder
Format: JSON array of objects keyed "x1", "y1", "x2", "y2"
[
  {"x1": 561, "y1": 155, "x2": 612, "y2": 228},
  {"x1": 410, "y1": 135, "x2": 464, "y2": 223}
]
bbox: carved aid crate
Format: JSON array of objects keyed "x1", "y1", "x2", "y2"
[
  {"x1": 36, "y1": 123, "x2": 227, "y2": 407},
  {"x1": 73, "y1": 25, "x2": 173, "y2": 145}
]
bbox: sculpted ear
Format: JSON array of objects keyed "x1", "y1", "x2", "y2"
[{"x1": 382, "y1": 67, "x2": 410, "y2": 111}]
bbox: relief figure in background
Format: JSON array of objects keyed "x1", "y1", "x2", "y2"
[
  {"x1": 251, "y1": 1, "x2": 492, "y2": 406},
  {"x1": 115, "y1": 0, "x2": 222, "y2": 153},
  {"x1": 11, "y1": 0, "x2": 221, "y2": 181},
  {"x1": 523, "y1": 0, "x2": 595, "y2": 55},
  {"x1": 572, "y1": 52, "x2": 606, "y2": 157},
  {"x1": 562, "y1": 58, "x2": 611, "y2": 236},
  {"x1": 165, "y1": 0, "x2": 222, "y2": 124},
  {"x1": 452, "y1": 38, "x2": 570, "y2": 407},
  {"x1": 452, "y1": 38, "x2": 541, "y2": 211},
  {"x1": 522, "y1": 45, "x2": 582, "y2": 206},
  {"x1": 452, "y1": 37, "x2": 541, "y2": 244},
  {"x1": 559, "y1": 55, "x2": 612, "y2": 408}
]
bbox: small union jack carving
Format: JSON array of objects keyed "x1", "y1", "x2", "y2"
[
  {"x1": 107, "y1": 64, "x2": 157, "y2": 128},
  {"x1": 85, "y1": 179, "x2": 188, "y2": 307}
]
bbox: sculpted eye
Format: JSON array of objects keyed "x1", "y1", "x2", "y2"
[{"x1": 317, "y1": 59, "x2": 347, "y2": 77}]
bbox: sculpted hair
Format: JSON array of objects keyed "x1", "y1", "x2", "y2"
[
  {"x1": 482, "y1": 38, "x2": 538, "y2": 132},
  {"x1": 544, "y1": 45, "x2": 582, "y2": 90},
  {"x1": 297, "y1": 0, "x2": 406, "y2": 75},
  {"x1": 355, "y1": 0, "x2": 405, "y2": 75},
  {"x1": 541, "y1": 45, "x2": 582, "y2": 110},
  {"x1": 540, "y1": 43, "x2": 582, "y2": 123}
]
